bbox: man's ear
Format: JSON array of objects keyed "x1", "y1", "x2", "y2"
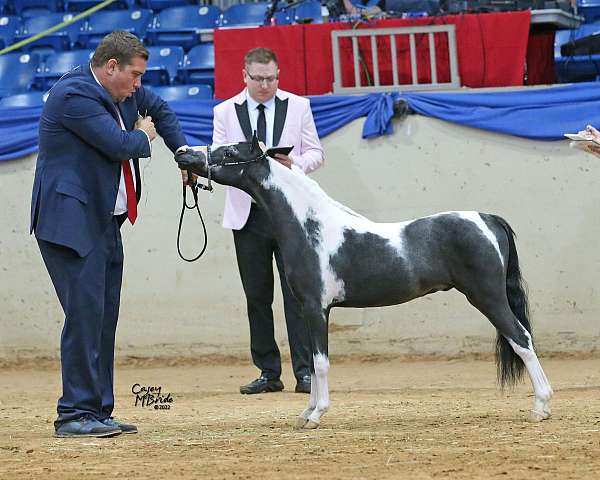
[{"x1": 106, "y1": 58, "x2": 118, "y2": 75}]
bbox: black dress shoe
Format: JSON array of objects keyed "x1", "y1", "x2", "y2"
[
  {"x1": 295, "y1": 375, "x2": 311, "y2": 394},
  {"x1": 100, "y1": 417, "x2": 138, "y2": 434},
  {"x1": 240, "y1": 376, "x2": 284, "y2": 394},
  {"x1": 55, "y1": 415, "x2": 121, "y2": 438}
]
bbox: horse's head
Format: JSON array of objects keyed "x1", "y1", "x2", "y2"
[{"x1": 175, "y1": 133, "x2": 268, "y2": 188}]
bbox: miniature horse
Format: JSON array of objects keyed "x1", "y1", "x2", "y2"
[{"x1": 175, "y1": 136, "x2": 553, "y2": 429}]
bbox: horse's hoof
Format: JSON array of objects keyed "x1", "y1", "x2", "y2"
[
  {"x1": 303, "y1": 420, "x2": 320, "y2": 429},
  {"x1": 527, "y1": 410, "x2": 550, "y2": 422},
  {"x1": 295, "y1": 416, "x2": 308, "y2": 429}
]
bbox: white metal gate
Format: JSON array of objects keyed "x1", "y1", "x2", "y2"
[{"x1": 331, "y1": 25, "x2": 460, "y2": 93}]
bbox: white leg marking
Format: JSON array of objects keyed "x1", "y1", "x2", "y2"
[
  {"x1": 302, "y1": 353, "x2": 329, "y2": 429},
  {"x1": 508, "y1": 331, "x2": 553, "y2": 422},
  {"x1": 296, "y1": 375, "x2": 318, "y2": 429}
]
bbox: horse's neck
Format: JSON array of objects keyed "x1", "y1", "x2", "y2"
[{"x1": 249, "y1": 160, "x2": 366, "y2": 226}]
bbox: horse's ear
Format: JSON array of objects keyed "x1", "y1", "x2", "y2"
[{"x1": 251, "y1": 130, "x2": 259, "y2": 152}]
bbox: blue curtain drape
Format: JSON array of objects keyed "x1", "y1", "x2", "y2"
[
  {"x1": 399, "y1": 82, "x2": 600, "y2": 141},
  {"x1": 2, "y1": 82, "x2": 600, "y2": 162}
]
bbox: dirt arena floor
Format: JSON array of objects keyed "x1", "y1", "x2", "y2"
[{"x1": 1, "y1": 355, "x2": 599, "y2": 480}]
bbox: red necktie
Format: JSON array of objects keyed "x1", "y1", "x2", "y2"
[
  {"x1": 122, "y1": 160, "x2": 137, "y2": 225},
  {"x1": 114, "y1": 105, "x2": 137, "y2": 225}
]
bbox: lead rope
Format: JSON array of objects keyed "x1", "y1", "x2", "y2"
[{"x1": 176, "y1": 147, "x2": 213, "y2": 262}]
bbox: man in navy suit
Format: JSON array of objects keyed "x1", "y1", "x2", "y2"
[{"x1": 30, "y1": 31, "x2": 188, "y2": 438}]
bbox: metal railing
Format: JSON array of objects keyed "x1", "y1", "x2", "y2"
[{"x1": 331, "y1": 24, "x2": 460, "y2": 94}]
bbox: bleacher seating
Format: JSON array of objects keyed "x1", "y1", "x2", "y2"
[
  {"x1": 149, "y1": 84, "x2": 213, "y2": 101},
  {"x1": 143, "y1": 45, "x2": 184, "y2": 85},
  {"x1": 272, "y1": 9, "x2": 292, "y2": 25},
  {"x1": 139, "y1": 0, "x2": 195, "y2": 12},
  {"x1": 35, "y1": 49, "x2": 93, "y2": 89},
  {"x1": 577, "y1": 0, "x2": 600, "y2": 24},
  {"x1": 0, "y1": 0, "x2": 592, "y2": 105},
  {"x1": 0, "y1": 52, "x2": 39, "y2": 97},
  {"x1": 271, "y1": 0, "x2": 323, "y2": 25},
  {"x1": 0, "y1": 90, "x2": 46, "y2": 106},
  {"x1": 294, "y1": 0, "x2": 323, "y2": 24},
  {"x1": 145, "y1": 5, "x2": 220, "y2": 50},
  {"x1": 178, "y1": 43, "x2": 214, "y2": 86},
  {"x1": 221, "y1": 2, "x2": 270, "y2": 28},
  {"x1": 77, "y1": 9, "x2": 153, "y2": 49},
  {"x1": 555, "y1": 25, "x2": 600, "y2": 83},
  {"x1": 12, "y1": 0, "x2": 61, "y2": 17},
  {"x1": 0, "y1": 15, "x2": 20, "y2": 49},
  {"x1": 14, "y1": 13, "x2": 82, "y2": 55},
  {"x1": 20, "y1": 7, "x2": 58, "y2": 18},
  {"x1": 64, "y1": 0, "x2": 135, "y2": 13}
]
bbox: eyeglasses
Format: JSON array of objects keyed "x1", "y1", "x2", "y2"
[{"x1": 246, "y1": 72, "x2": 278, "y2": 84}]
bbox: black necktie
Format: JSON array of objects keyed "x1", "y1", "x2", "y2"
[{"x1": 257, "y1": 104, "x2": 266, "y2": 144}]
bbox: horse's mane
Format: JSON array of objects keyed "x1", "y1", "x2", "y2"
[{"x1": 267, "y1": 158, "x2": 367, "y2": 220}]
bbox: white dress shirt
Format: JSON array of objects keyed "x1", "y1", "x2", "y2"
[
  {"x1": 246, "y1": 91, "x2": 275, "y2": 148},
  {"x1": 90, "y1": 65, "x2": 150, "y2": 216}
]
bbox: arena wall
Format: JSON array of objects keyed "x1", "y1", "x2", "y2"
[{"x1": 1, "y1": 113, "x2": 598, "y2": 362}]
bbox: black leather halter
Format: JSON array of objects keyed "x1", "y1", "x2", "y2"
[{"x1": 176, "y1": 144, "x2": 267, "y2": 262}]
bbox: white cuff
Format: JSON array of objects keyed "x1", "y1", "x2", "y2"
[{"x1": 138, "y1": 128, "x2": 152, "y2": 158}]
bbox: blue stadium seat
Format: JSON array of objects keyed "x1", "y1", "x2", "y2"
[
  {"x1": 64, "y1": 0, "x2": 134, "y2": 13},
  {"x1": 178, "y1": 43, "x2": 214, "y2": 86},
  {"x1": 577, "y1": 0, "x2": 600, "y2": 24},
  {"x1": 0, "y1": 15, "x2": 20, "y2": 49},
  {"x1": 12, "y1": 0, "x2": 61, "y2": 16},
  {"x1": 0, "y1": 0, "x2": 6, "y2": 15},
  {"x1": 138, "y1": 0, "x2": 194, "y2": 12},
  {"x1": 555, "y1": 26, "x2": 600, "y2": 83},
  {"x1": 142, "y1": 45, "x2": 184, "y2": 85},
  {"x1": 0, "y1": 90, "x2": 47, "y2": 106},
  {"x1": 14, "y1": 14, "x2": 83, "y2": 54},
  {"x1": 0, "y1": 52, "x2": 39, "y2": 97},
  {"x1": 35, "y1": 49, "x2": 93, "y2": 90},
  {"x1": 19, "y1": 7, "x2": 56, "y2": 18},
  {"x1": 221, "y1": 3, "x2": 270, "y2": 28},
  {"x1": 150, "y1": 84, "x2": 213, "y2": 101},
  {"x1": 293, "y1": 0, "x2": 323, "y2": 24},
  {"x1": 77, "y1": 9, "x2": 152, "y2": 49},
  {"x1": 273, "y1": 9, "x2": 292, "y2": 25},
  {"x1": 146, "y1": 5, "x2": 220, "y2": 50}
]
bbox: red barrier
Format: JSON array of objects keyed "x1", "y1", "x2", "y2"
[{"x1": 215, "y1": 11, "x2": 536, "y2": 99}]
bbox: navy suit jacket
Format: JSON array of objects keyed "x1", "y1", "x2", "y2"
[{"x1": 31, "y1": 64, "x2": 186, "y2": 257}]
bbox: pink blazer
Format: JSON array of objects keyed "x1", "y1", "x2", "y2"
[{"x1": 212, "y1": 89, "x2": 324, "y2": 230}]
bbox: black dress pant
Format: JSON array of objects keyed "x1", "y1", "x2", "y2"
[{"x1": 233, "y1": 204, "x2": 311, "y2": 381}]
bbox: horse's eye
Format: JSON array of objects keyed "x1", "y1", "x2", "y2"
[{"x1": 226, "y1": 146, "x2": 239, "y2": 157}]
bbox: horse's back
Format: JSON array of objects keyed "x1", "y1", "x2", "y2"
[{"x1": 327, "y1": 211, "x2": 509, "y2": 308}]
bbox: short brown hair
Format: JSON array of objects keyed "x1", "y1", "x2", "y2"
[
  {"x1": 244, "y1": 48, "x2": 278, "y2": 68},
  {"x1": 91, "y1": 30, "x2": 149, "y2": 68}
]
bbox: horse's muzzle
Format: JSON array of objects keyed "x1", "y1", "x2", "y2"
[{"x1": 175, "y1": 148, "x2": 207, "y2": 175}]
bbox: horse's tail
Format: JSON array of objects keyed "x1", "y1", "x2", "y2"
[{"x1": 491, "y1": 215, "x2": 532, "y2": 388}]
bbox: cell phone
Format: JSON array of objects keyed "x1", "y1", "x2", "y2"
[{"x1": 266, "y1": 146, "x2": 293, "y2": 157}]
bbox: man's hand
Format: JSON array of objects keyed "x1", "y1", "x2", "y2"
[
  {"x1": 274, "y1": 153, "x2": 293, "y2": 169},
  {"x1": 585, "y1": 124, "x2": 600, "y2": 141},
  {"x1": 181, "y1": 170, "x2": 198, "y2": 186},
  {"x1": 135, "y1": 116, "x2": 157, "y2": 141}
]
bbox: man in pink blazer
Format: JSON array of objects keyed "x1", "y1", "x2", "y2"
[{"x1": 212, "y1": 48, "x2": 324, "y2": 395}]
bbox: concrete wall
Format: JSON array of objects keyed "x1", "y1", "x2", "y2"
[{"x1": 1, "y1": 113, "x2": 599, "y2": 362}]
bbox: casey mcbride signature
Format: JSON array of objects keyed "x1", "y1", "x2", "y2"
[{"x1": 131, "y1": 383, "x2": 174, "y2": 410}]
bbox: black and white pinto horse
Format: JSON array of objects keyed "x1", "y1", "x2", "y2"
[{"x1": 175, "y1": 136, "x2": 553, "y2": 429}]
